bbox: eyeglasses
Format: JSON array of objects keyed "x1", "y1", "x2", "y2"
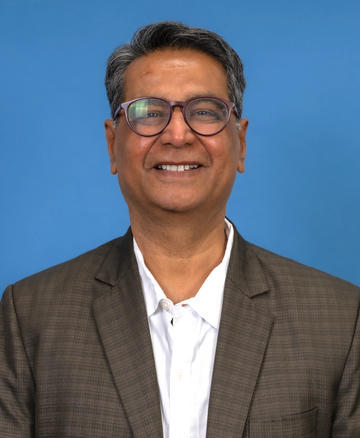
[{"x1": 113, "y1": 96, "x2": 238, "y2": 137}]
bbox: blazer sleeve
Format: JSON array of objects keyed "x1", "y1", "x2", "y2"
[
  {"x1": 0, "y1": 285, "x2": 35, "y2": 437},
  {"x1": 331, "y1": 300, "x2": 360, "y2": 436}
]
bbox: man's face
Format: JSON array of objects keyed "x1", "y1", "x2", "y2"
[{"x1": 105, "y1": 48, "x2": 247, "y2": 219}]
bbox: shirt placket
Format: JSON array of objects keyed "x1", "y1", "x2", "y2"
[{"x1": 169, "y1": 305, "x2": 198, "y2": 438}]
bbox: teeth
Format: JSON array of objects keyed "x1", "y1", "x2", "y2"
[{"x1": 156, "y1": 164, "x2": 200, "y2": 171}]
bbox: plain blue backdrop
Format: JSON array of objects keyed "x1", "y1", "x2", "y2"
[{"x1": 1, "y1": 0, "x2": 359, "y2": 294}]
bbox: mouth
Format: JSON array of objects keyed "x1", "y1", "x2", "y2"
[{"x1": 154, "y1": 163, "x2": 201, "y2": 172}]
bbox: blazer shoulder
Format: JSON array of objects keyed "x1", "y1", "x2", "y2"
[
  {"x1": 14, "y1": 239, "x2": 114, "y2": 283},
  {"x1": 9, "y1": 233, "x2": 132, "y2": 303},
  {"x1": 246, "y1": 240, "x2": 360, "y2": 301}
]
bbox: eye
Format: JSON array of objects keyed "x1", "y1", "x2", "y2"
[
  {"x1": 135, "y1": 110, "x2": 167, "y2": 125},
  {"x1": 187, "y1": 98, "x2": 227, "y2": 123},
  {"x1": 143, "y1": 111, "x2": 163, "y2": 119},
  {"x1": 128, "y1": 100, "x2": 168, "y2": 125},
  {"x1": 197, "y1": 109, "x2": 219, "y2": 117},
  {"x1": 190, "y1": 108, "x2": 221, "y2": 121}
]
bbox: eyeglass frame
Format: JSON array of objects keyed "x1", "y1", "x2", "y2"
[{"x1": 113, "y1": 96, "x2": 239, "y2": 137}]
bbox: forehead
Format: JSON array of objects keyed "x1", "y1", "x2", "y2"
[{"x1": 123, "y1": 48, "x2": 229, "y2": 101}]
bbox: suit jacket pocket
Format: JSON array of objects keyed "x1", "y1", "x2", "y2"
[{"x1": 247, "y1": 407, "x2": 318, "y2": 437}]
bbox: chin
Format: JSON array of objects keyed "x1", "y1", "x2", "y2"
[
  {"x1": 147, "y1": 190, "x2": 200, "y2": 212},
  {"x1": 151, "y1": 197, "x2": 203, "y2": 214},
  {"x1": 156, "y1": 203, "x2": 198, "y2": 214}
]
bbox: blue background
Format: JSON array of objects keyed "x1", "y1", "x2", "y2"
[{"x1": 1, "y1": 0, "x2": 359, "y2": 294}]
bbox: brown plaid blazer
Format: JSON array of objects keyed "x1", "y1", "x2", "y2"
[{"x1": 1, "y1": 226, "x2": 359, "y2": 437}]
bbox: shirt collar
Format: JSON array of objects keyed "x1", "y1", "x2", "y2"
[
  {"x1": 133, "y1": 219, "x2": 234, "y2": 329},
  {"x1": 133, "y1": 241, "x2": 166, "y2": 318},
  {"x1": 184, "y1": 219, "x2": 233, "y2": 329}
]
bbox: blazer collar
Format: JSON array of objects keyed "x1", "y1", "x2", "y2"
[
  {"x1": 94, "y1": 223, "x2": 269, "y2": 296},
  {"x1": 93, "y1": 225, "x2": 273, "y2": 438},
  {"x1": 226, "y1": 221, "x2": 269, "y2": 298},
  {"x1": 93, "y1": 228, "x2": 163, "y2": 438},
  {"x1": 206, "y1": 226, "x2": 274, "y2": 438},
  {"x1": 94, "y1": 228, "x2": 135, "y2": 287}
]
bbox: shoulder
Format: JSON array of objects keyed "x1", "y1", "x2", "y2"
[
  {"x1": 250, "y1": 240, "x2": 358, "y2": 290},
  {"x1": 244, "y1": 239, "x2": 360, "y2": 309},
  {"x1": 13, "y1": 239, "x2": 116, "y2": 288},
  {"x1": 7, "y1": 231, "x2": 133, "y2": 309},
  {"x1": 231, "y1": 238, "x2": 360, "y2": 359}
]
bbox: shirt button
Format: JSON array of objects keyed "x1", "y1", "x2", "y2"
[{"x1": 160, "y1": 299, "x2": 171, "y2": 311}]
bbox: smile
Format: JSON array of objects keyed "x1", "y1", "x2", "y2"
[{"x1": 155, "y1": 164, "x2": 201, "y2": 172}]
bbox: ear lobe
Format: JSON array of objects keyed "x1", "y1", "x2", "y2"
[
  {"x1": 104, "y1": 119, "x2": 118, "y2": 175},
  {"x1": 237, "y1": 118, "x2": 248, "y2": 173}
]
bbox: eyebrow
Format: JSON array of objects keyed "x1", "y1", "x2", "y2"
[{"x1": 154, "y1": 93, "x2": 225, "y2": 101}]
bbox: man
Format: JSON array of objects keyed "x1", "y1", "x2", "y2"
[{"x1": 0, "y1": 21, "x2": 359, "y2": 438}]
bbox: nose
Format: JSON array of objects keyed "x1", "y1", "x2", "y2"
[{"x1": 159, "y1": 107, "x2": 195, "y2": 147}]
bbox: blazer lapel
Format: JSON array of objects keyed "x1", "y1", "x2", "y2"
[
  {"x1": 206, "y1": 229, "x2": 274, "y2": 438},
  {"x1": 93, "y1": 230, "x2": 163, "y2": 438}
]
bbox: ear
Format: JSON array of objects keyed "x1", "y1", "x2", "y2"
[
  {"x1": 237, "y1": 118, "x2": 248, "y2": 173},
  {"x1": 104, "y1": 119, "x2": 118, "y2": 175}
]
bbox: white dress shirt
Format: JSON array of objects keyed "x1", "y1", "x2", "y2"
[{"x1": 133, "y1": 220, "x2": 234, "y2": 438}]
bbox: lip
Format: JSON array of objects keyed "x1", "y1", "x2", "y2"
[
  {"x1": 150, "y1": 162, "x2": 204, "y2": 178},
  {"x1": 153, "y1": 161, "x2": 202, "y2": 166}
]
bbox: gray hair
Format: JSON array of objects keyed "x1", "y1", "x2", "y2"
[{"x1": 105, "y1": 21, "x2": 246, "y2": 119}]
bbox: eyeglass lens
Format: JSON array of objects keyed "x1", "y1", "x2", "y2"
[{"x1": 127, "y1": 98, "x2": 229, "y2": 136}]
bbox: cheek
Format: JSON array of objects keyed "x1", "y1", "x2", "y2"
[
  {"x1": 115, "y1": 131, "x2": 153, "y2": 170},
  {"x1": 206, "y1": 132, "x2": 240, "y2": 169}
]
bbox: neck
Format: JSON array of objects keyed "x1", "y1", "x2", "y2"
[{"x1": 130, "y1": 209, "x2": 228, "y2": 303}]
